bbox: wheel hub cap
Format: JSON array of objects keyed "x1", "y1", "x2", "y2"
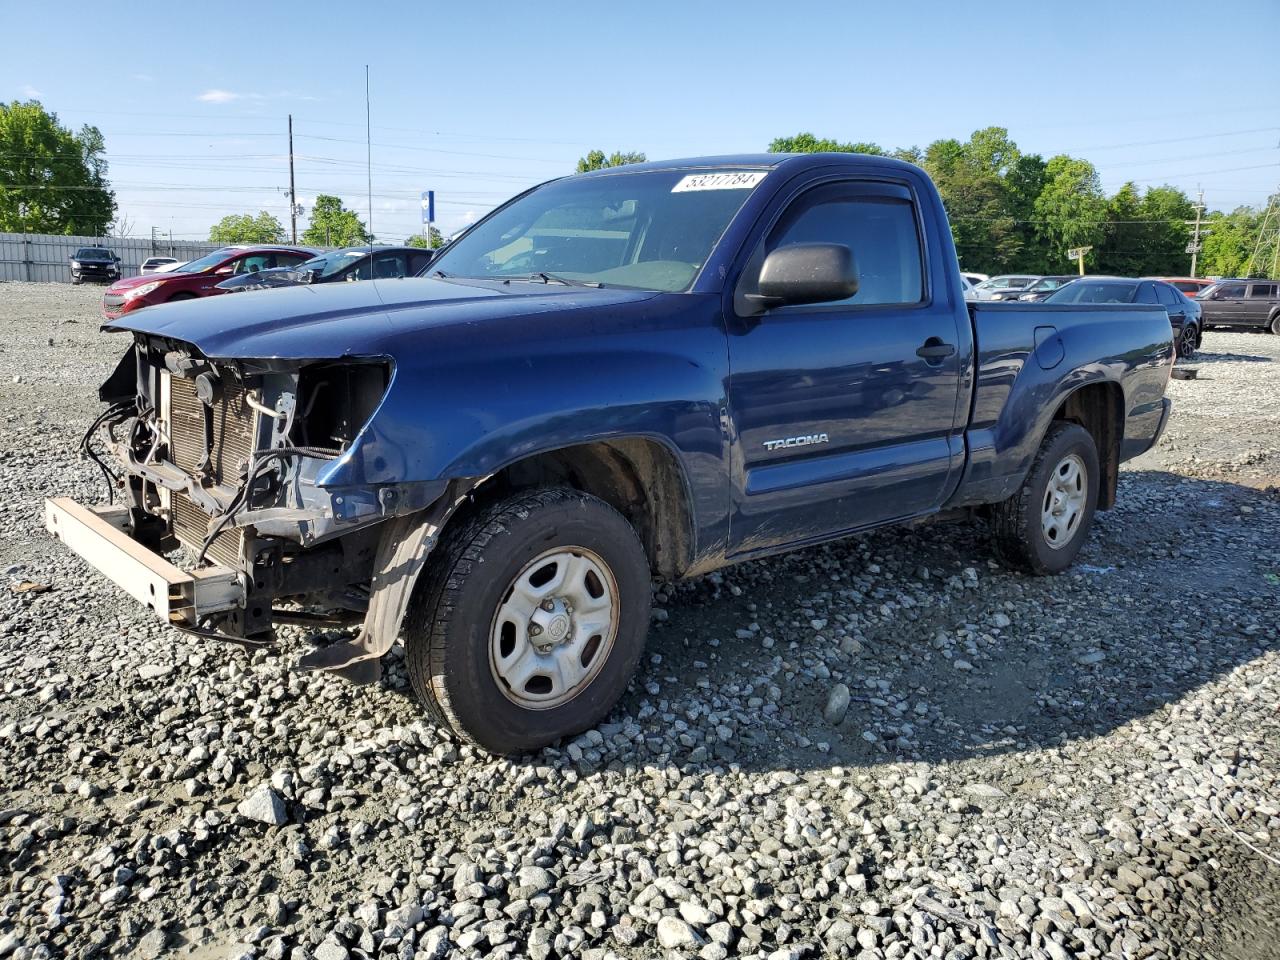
[
  {"x1": 489, "y1": 547, "x2": 619, "y2": 710},
  {"x1": 1041, "y1": 452, "x2": 1087, "y2": 550}
]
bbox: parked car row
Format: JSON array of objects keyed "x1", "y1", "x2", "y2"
[
  {"x1": 97, "y1": 243, "x2": 438, "y2": 320},
  {"x1": 213, "y1": 245, "x2": 436, "y2": 295}
]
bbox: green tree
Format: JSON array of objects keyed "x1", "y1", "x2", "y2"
[
  {"x1": 1136, "y1": 185, "x2": 1193, "y2": 275},
  {"x1": 1199, "y1": 206, "x2": 1265, "y2": 278},
  {"x1": 1006, "y1": 153, "x2": 1049, "y2": 271},
  {"x1": 0, "y1": 99, "x2": 115, "y2": 234},
  {"x1": 575, "y1": 150, "x2": 647, "y2": 173},
  {"x1": 767, "y1": 132, "x2": 885, "y2": 155},
  {"x1": 208, "y1": 211, "x2": 285, "y2": 245},
  {"x1": 1097, "y1": 182, "x2": 1144, "y2": 276},
  {"x1": 964, "y1": 126, "x2": 1020, "y2": 178},
  {"x1": 301, "y1": 195, "x2": 371, "y2": 247},
  {"x1": 406, "y1": 226, "x2": 445, "y2": 249},
  {"x1": 1033, "y1": 155, "x2": 1107, "y2": 270},
  {"x1": 921, "y1": 130, "x2": 1023, "y2": 272}
]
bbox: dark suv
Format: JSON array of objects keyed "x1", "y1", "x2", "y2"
[
  {"x1": 70, "y1": 247, "x2": 121, "y2": 284},
  {"x1": 1197, "y1": 279, "x2": 1280, "y2": 334}
]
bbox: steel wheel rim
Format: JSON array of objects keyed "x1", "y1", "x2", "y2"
[
  {"x1": 488, "y1": 546, "x2": 619, "y2": 710},
  {"x1": 1041, "y1": 452, "x2": 1087, "y2": 550}
]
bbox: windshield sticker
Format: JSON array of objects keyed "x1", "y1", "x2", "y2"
[{"x1": 672, "y1": 171, "x2": 767, "y2": 192}]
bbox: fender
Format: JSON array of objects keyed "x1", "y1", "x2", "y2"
[
  {"x1": 948, "y1": 303, "x2": 1172, "y2": 508},
  {"x1": 317, "y1": 292, "x2": 732, "y2": 561}
]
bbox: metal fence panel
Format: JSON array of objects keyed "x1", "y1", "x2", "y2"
[{"x1": 0, "y1": 233, "x2": 222, "y2": 284}]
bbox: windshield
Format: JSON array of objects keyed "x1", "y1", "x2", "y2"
[
  {"x1": 1028, "y1": 277, "x2": 1072, "y2": 292},
  {"x1": 427, "y1": 168, "x2": 768, "y2": 291},
  {"x1": 301, "y1": 248, "x2": 366, "y2": 278},
  {"x1": 1044, "y1": 281, "x2": 1137, "y2": 304},
  {"x1": 75, "y1": 248, "x2": 111, "y2": 259},
  {"x1": 171, "y1": 248, "x2": 237, "y2": 274}
]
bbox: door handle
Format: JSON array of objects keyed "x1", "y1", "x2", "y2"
[{"x1": 916, "y1": 338, "x2": 956, "y2": 361}]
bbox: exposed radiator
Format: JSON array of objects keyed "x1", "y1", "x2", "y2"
[
  {"x1": 164, "y1": 373, "x2": 259, "y2": 569},
  {"x1": 168, "y1": 375, "x2": 257, "y2": 485},
  {"x1": 171, "y1": 491, "x2": 243, "y2": 569}
]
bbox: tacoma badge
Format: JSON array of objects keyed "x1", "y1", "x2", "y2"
[{"x1": 762, "y1": 433, "x2": 829, "y2": 452}]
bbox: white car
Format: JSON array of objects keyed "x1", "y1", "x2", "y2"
[
  {"x1": 959, "y1": 275, "x2": 978, "y2": 301},
  {"x1": 140, "y1": 257, "x2": 183, "y2": 275},
  {"x1": 962, "y1": 272, "x2": 989, "y2": 286},
  {"x1": 973, "y1": 275, "x2": 1040, "y2": 301}
]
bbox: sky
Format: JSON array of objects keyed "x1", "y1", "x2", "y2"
[{"x1": 3, "y1": 0, "x2": 1278, "y2": 245}]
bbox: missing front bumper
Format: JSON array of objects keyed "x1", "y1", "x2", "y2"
[{"x1": 44, "y1": 497, "x2": 242, "y2": 626}]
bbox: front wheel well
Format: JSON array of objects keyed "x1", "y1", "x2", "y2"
[
  {"x1": 1050, "y1": 381, "x2": 1123, "y2": 509},
  {"x1": 452, "y1": 439, "x2": 693, "y2": 579}
]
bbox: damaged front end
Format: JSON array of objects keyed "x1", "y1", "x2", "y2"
[{"x1": 47, "y1": 335, "x2": 462, "y2": 679}]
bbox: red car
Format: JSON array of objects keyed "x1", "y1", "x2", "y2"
[
  {"x1": 102, "y1": 245, "x2": 316, "y2": 320},
  {"x1": 1146, "y1": 276, "x2": 1214, "y2": 299}
]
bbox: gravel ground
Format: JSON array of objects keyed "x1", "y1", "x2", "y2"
[{"x1": 1, "y1": 281, "x2": 1277, "y2": 960}]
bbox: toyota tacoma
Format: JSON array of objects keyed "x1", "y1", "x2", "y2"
[{"x1": 46, "y1": 153, "x2": 1175, "y2": 753}]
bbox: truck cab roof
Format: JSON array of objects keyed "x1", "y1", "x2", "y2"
[{"x1": 573, "y1": 152, "x2": 921, "y2": 178}]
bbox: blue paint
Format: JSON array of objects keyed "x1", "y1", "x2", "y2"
[{"x1": 109, "y1": 154, "x2": 1174, "y2": 576}]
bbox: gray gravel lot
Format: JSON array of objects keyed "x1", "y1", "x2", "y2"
[{"x1": 1, "y1": 281, "x2": 1277, "y2": 960}]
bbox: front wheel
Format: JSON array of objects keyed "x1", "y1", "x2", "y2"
[
  {"x1": 1270, "y1": 313, "x2": 1280, "y2": 336},
  {"x1": 405, "y1": 487, "x2": 651, "y2": 754},
  {"x1": 990, "y1": 422, "x2": 1100, "y2": 575}
]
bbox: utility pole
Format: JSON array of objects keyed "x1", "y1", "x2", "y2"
[
  {"x1": 1188, "y1": 187, "x2": 1205, "y2": 278},
  {"x1": 288, "y1": 114, "x2": 298, "y2": 244}
]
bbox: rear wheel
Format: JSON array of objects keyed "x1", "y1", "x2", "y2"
[
  {"x1": 991, "y1": 422, "x2": 1100, "y2": 575},
  {"x1": 1270, "y1": 313, "x2": 1280, "y2": 336},
  {"x1": 405, "y1": 487, "x2": 651, "y2": 754},
  {"x1": 1177, "y1": 324, "x2": 1198, "y2": 359}
]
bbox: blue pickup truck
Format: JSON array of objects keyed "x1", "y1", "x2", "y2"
[{"x1": 47, "y1": 153, "x2": 1174, "y2": 753}]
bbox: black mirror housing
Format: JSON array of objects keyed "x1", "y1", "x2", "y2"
[{"x1": 753, "y1": 243, "x2": 858, "y2": 309}]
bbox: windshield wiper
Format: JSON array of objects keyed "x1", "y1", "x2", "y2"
[{"x1": 507, "y1": 272, "x2": 602, "y2": 288}]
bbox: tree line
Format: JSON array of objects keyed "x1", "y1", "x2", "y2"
[
  {"x1": 2, "y1": 98, "x2": 1273, "y2": 277},
  {"x1": 766, "y1": 129, "x2": 1278, "y2": 278},
  {"x1": 583, "y1": 133, "x2": 1277, "y2": 278}
]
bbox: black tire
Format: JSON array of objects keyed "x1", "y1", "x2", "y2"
[
  {"x1": 990, "y1": 422, "x2": 1100, "y2": 575},
  {"x1": 1270, "y1": 313, "x2": 1280, "y2": 336},
  {"x1": 168, "y1": 292, "x2": 196, "y2": 302},
  {"x1": 1177, "y1": 324, "x2": 1198, "y2": 360},
  {"x1": 404, "y1": 487, "x2": 651, "y2": 754}
]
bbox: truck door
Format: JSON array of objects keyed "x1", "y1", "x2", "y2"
[{"x1": 725, "y1": 180, "x2": 966, "y2": 556}]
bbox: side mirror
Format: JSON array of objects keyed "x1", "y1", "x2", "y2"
[{"x1": 750, "y1": 243, "x2": 858, "y2": 309}]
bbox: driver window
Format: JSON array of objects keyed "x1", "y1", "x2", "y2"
[
  {"x1": 768, "y1": 188, "x2": 924, "y2": 307},
  {"x1": 235, "y1": 254, "x2": 270, "y2": 274},
  {"x1": 373, "y1": 252, "x2": 407, "y2": 278}
]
